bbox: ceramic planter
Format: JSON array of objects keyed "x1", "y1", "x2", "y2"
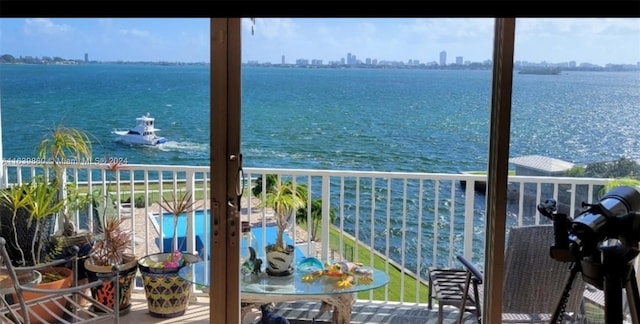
[
  {"x1": 84, "y1": 255, "x2": 138, "y2": 316},
  {"x1": 137, "y1": 252, "x2": 200, "y2": 318},
  {"x1": 265, "y1": 244, "x2": 295, "y2": 276},
  {"x1": 7, "y1": 267, "x2": 73, "y2": 323}
]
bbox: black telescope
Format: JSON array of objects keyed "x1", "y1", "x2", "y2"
[
  {"x1": 570, "y1": 186, "x2": 640, "y2": 257},
  {"x1": 538, "y1": 186, "x2": 640, "y2": 324}
]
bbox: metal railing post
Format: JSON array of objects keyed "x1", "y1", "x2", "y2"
[{"x1": 320, "y1": 174, "x2": 331, "y2": 261}]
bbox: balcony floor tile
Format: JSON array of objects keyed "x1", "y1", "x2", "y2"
[{"x1": 110, "y1": 291, "x2": 477, "y2": 323}]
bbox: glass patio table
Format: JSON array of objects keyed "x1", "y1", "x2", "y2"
[{"x1": 179, "y1": 261, "x2": 390, "y2": 324}]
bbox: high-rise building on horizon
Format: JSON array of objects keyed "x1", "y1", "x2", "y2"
[
  {"x1": 456, "y1": 56, "x2": 463, "y2": 65},
  {"x1": 84, "y1": 53, "x2": 88, "y2": 63},
  {"x1": 347, "y1": 52, "x2": 358, "y2": 65},
  {"x1": 439, "y1": 50, "x2": 447, "y2": 66},
  {"x1": 281, "y1": 55, "x2": 285, "y2": 64}
]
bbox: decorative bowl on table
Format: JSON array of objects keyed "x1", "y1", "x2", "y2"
[{"x1": 296, "y1": 257, "x2": 324, "y2": 274}]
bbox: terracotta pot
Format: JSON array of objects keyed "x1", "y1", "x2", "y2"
[
  {"x1": 7, "y1": 267, "x2": 73, "y2": 323},
  {"x1": 84, "y1": 255, "x2": 138, "y2": 316},
  {"x1": 137, "y1": 252, "x2": 199, "y2": 318}
]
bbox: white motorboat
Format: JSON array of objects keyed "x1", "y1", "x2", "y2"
[{"x1": 113, "y1": 113, "x2": 167, "y2": 146}]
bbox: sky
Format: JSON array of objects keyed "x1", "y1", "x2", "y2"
[{"x1": 0, "y1": 18, "x2": 638, "y2": 66}]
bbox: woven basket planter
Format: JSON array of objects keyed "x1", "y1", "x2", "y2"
[{"x1": 137, "y1": 252, "x2": 199, "y2": 318}]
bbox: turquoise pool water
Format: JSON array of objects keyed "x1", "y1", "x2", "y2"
[{"x1": 153, "y1": 210, "x2": 304, "y2": 262}]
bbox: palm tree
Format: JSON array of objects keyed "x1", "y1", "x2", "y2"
[
  {"x1": 159, "y1": 191, "x2": 197, "y2": 252},
  {"x1": 252, "y1": 174, "x2": 278, "y2": 197},
  {"x1": 36, "y1": 123, "x2": 94, "y2": 230},
  {"x1": 296, "y1": 198, "x2": 336, "y2": 241},
  {"x1": 263, "y1": 182, "x2": 306, "y2": 250},
  {"x1": 36, "y1": 123, "x2": 94, "y2": 180}
]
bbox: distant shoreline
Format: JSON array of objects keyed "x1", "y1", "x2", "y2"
[{"x1": 2, "y1": 59, "x2": 638, "y2": 73}]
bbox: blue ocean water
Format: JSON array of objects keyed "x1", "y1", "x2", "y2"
[
  {"x1": 0, "y1": 64, "x2": 210, "y2": 166},
  {"x1": 2, "y1": 64, "x2": 638, "y2": 170},
  {"x1": 1, "y1": 64, "x2": 639, "y2": 271}
]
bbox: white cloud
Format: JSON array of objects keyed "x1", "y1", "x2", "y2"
[
  {"x1": 248, "y1": 18, "x2": 297, "y2": 40},
  {"x1": 23, "y1": 18, "x2": 72, "y2": 36},
  {"x1": 119, "y1": 28, "x2": 151, "y2": 38},
  {"x1": 517, "y1": 18, "x2": 640, "y2": 36}
]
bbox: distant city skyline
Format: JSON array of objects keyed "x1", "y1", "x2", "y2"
[
  {"x1": 245, "y1": 49, "x2": 636, "y2": 68},
  {"x1": 0, "y1": 18, "x2": 638, "y2": 66}
]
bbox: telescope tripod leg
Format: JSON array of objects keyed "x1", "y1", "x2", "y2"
[
  {"x1": 604, "y1": 264, "x2": 640, "y2": 324},
  {"x1": 551, "y1": 263, "x2": 579, "y2": 324},
  {"x1": 624, "y1": 270, "x2": 639, "y2": 324},
  {"x1": 604, "y1": 266, "x2": 627, "y2": 324}
]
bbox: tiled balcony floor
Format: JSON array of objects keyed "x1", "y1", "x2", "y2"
[
  {"x1": 102, "y1": 291, "x2": 608, "y2": 323},
  {"x1": 112, "y1": 291, "x2": 479, "y2": 324}
]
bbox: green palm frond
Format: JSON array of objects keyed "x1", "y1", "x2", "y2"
[
  {"x1": 36, "y1": 124, "x2": 94, "y2": 167},
  {"x1": 160, "y1": 191, "x2": 197, "y2": 251},
  {"x1": 600, "y1": 177, "x2": 640, "y2": 198},
  {"x1": 26, "y1": 179, "x2": 65, "y2": 220},
  {"x1": 263, "y1": 181, "x2": 306, "y2": 249},
  {"x1": 23, "y1": 179, "x2": 65, "y2": 265}
]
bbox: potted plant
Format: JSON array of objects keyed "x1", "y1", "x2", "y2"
[
  {"x1": 35, "y1": 123, "x2": 93, "y2": 234},
  {"x1": 262, "y1": 180, "x2": 306, "y2": 276},
  {"x1": 83, "y1": 195, "x2": 138, "y2": 316},
  {"x1": 137, "y1": 190, "x2": 201, "y2": 318},
  {"x1": 0, "y1": 178, "x2": 67, "y2": 267},
  {"x1": 0, "y1": 124, "x2": 94, "y2": 322},
  {"x1": 0, "y1": 177, "x2": 73, "y2": 323}
]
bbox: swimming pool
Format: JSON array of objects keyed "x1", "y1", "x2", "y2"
[{"x1": 152, "y1": 210, "x2": 305, "y2": 262}]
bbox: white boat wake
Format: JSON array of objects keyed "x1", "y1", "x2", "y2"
[{"x1": 154, "y1": 141, "x2": 208, "y2": 153}]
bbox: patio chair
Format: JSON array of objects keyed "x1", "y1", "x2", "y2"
[
  {"x1": 0, "y1": 237, "x2": 120, "y2": 324},
  {"x1": 456, "y1": 225, "x2": 586, "y2": 323},
  {"x1": 428, "y1": 265, "x2": 482, "y2": 323}
]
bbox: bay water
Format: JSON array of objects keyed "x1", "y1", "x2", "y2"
[
  {"x1": 2, "y1": 64, "x2": 639, "y2": 170},
  {"x1": 1, "y1": 64, "x2": 639, "y2": 270}
]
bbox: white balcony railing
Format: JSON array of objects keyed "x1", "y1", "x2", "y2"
[{"x1": 1, "y1": 161, "x2": 612, "y2": 305}]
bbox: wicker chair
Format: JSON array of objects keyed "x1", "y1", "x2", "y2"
[
  {"x1": 0, "y1": 237, "x2": 120, "y2": 324},
  {"x1": 456, "y1": 225, "x2": 586, "y2": 323}
]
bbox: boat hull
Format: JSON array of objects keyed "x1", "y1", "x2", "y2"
[{"x1": 114, "y1": 132, "x2": 167, "y2": 146}]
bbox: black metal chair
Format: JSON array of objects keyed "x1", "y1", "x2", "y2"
[
  {"x1": 428, "y1": 265, "x2": 482, "y2": 323},
  {"x1": 0, "y1": 237, "x2": 120, "y2": 324}
]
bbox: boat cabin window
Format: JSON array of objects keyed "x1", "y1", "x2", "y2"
[{"x1": 128, "y1": 131, "x2": 141, "y2": 135}]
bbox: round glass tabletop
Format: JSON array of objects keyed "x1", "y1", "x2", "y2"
[{"x1": 179, "y1": 261, "x2": 390, "y2": 295}]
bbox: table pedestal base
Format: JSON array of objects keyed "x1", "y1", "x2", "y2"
[{"x1": 241, "y1": 292, "x2": 355, "y2": 324}]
